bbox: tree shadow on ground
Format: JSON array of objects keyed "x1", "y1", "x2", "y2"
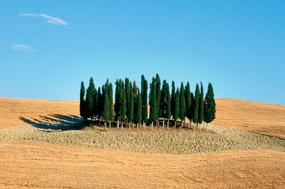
[{"x1": 19, "y1": 114, "x2": 84, "y2": 131}]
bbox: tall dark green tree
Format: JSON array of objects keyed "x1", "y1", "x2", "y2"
[
  {"x1": 193, "y1": 84, "x2": 200, "y2": 126},
  {"x1": 198, "y1": 82, "x2": 204, "y2": 124},
  {"x1": 103, "y1": 82, "x2": 110, "y2": 127},
  {"x1": 174, "y1": 88, "x2": 180, "y2": 127},
  {"x1": 141, "y1": 75, "x2": 148, "y2": 125},
  {"x1": 155, "y1": 74, "x2": 161, "y2": 122},
  {"x1": 108, "y1": 82, "x2": 113, "y2": 126},
  {"x1": 114, "y1": 79, "x2": 120, "y2": 121},
  {"x1": 189, "y1": 92, "x2": 195, "y2": 125},
  {"x1": 119, "y1": 80, "x2": 127, "y2": 127},
  {"x1": 80, "y1": 81, "x2": 87, "y2": 119},
  {"x1": 185, "y1": 82, "x2": 191, "y2": 121},
  {"x1": 125, "y1": 78, "x2": 131, "y2": 122},
  {"x1": 171, "y1": 81, "x2": 176, "y2": 119},
  {"x1": 204, "y1": 83, "x2": 216, "y2": 124},
  {"x1": 149, "y1": 77, "x2": 157, "y2": 125},
  {"x1": 128, "y1": 82, "x2": 134, "y2": 127},
  {"x1": 134, "y1": 90, "x2": 142, "y2": 127},
  {"x1": 160, "y1": 80, "x2": 171, "y2": 127},
  {"x1": 86, "y1": 77, "x2": 95, "y2": 119},
  {"x1": 97, "y1": 87, "x2": 103, "y2": 118},
  {"x1": 179, "y1": 82, "x2": 186, "y2": 124}
]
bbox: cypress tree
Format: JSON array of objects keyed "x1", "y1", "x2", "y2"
[
  {"x1": 160, "y1": 80, "x2": 171, "y2": 127},
  {"x1": 108, "y1": 82, "x2": 113, "y2": 127},
  {"x1": 174, "y1": 88, "x2": 180, "y2": 127},
  {"x1": 204, "y1": 83, "x2": 216, "y2": 124},
  {"x1": 125, "y1": 78, "x2": 131, "y2": 122},
  {"x1": 193, "y1": 84, "x2": 200, "y2": 126},
  {"x1": 141, "y1": 75, "x2": 148, "y2": 125},
  {"x1": 171, "y1": 81, "x2": 176, "y2": 119},
  {"x1": 103, "y1": 82, "x2": 110, "y2": 127},
  {"x1": 80, "y1": 81, "x2": 86, "y2": 119},
  {"x1": 86, "y1": 77, "x2": 95, "y2": 119},
  {"x1": 149, "y1": 77, "x2": 157, "y2": 125},
  {"x1": 155, "y1": 74, "x2": 161, "y2": 122},
  {"x1": 185, "y1": 82, "x2": 191, "y2": 121},
  {"x1": 198, "y1": 82, "x2": 204, "y2": 124},
  {"x1": 189, "y1": 92, "x2": 195, "y2": 125},
  {"x1": 114, "y1": 79, "x2": 120, "y2": 121},
  {"x1": 128, "y1": 82, "x2": 134, "y2": 127},
  {"x1": 119, "y1": 80, "x2": 127, "y2": 126},
  {"x1": 179, "y1": 82, "x2": 186, "y2": 125},
  {"x1": 134, "y1": 90, "x2": 142, "y2": 127},
  {"x1": 97, "y1": 87, "x2": 103, "y2": 118}
]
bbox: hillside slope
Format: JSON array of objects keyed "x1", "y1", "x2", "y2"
[
  {"x1": 1, "y1": 97, "x2": 284, "y2": 137},
  {"x1": 0, "y1": 141, "x2": 284, "y2": 189},
  {"x1": 214, "y1": 98, "x2": 285, "y2": 138}
]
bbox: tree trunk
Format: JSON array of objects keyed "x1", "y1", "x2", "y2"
[{"x1": 117, "y1": 120, "x2": 120, "y2": 128}]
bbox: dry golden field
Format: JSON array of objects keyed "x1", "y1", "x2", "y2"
[{"x1": 0, "y1": 97, "x2": 284, "y2": 188}]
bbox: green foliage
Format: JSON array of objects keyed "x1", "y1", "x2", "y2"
[
  {"x1": 103, "y1": 81, "x2": 110, "y2": 122},
  {"x1": 193, "y1": 84, "x2": 200, "y2": 125},
  {"x1": 80, "y1": 81, "x2": 86, "y2": 119},
  {"x1": 160, "y1": 80, "x2": 171, "y2": 119},
  {"x1": 108, "y1": 82, "x2": 113, "y2": 121},
  {"x1": 174, "y1": 88, "x2": 180, "y2": 121},
  {"x1": 179, "y1": 82, "x2": 186, "y2": 120},
  {"x1": 198, "y1": 82, "x2": 204, "y2": 124},
  {"x1": 128, "y1": 82, "x2": 134, "y2": 122},
  {"x1": 171, "y1": 81, "x2": 176, "y2": 118},
  {"x1": 185, "y1": 82, "x2": 191, "y2": 120},
  {"x1": 141, "y1": 75, "x2": 148, "y2": 123},
  {"x1": 79, "y1": 75, "x2": 215, "y2": 128},
  {"x1": 119, "y1": 80, "x2": 127, "y2": 122},
  {"x1": 125, "y1": 78, "x2": 131, "y2": 122},
  {"x1": 155, "y1": 74, "x2": 161, "y2": 119},
  {"x1": 204, "y1": 83, "x2": 216, "y2": 123},
  {"x1": 149, "y1": 77, "x2": 157, "y2": 122},
  {"x1": 189, "y1": 92, "x2": 195, "y2": 121},
  {"x1": 86, "y1": 77, "x2": 95, "y2": 118},
  {"x1": 134, "y1": 90, "x2": 142, "y2": 124}
]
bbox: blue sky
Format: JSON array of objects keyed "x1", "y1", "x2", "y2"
[{"x1": 0, "y1": 0, "x2": 284, "y2": 104}]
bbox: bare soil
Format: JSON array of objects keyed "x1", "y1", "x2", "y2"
[{"x1": 0, "y1": 97, "x2": 285, "y2": 188}]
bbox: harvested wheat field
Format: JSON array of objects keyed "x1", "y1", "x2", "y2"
[{"x1": 0, "y1": 97, "x2": 285, "y2": 188}]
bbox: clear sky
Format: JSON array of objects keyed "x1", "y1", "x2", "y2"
[{"x1": 0, "y1": 0, "x2": 284, "y2": 104}]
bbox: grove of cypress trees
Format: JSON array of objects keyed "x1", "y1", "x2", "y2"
[
  {"x1": 174, "y1": 88, "x2": 180, "y2": 127},
  {"x1": 80, "y1": 81, "x2": 87, "y2": 120},
  {"x1": 193, "y1": 84, "x2": 200, "y2": 126},
  {"x1": 185, "y1": 82, "x2": 191, "y2": 127},
  {"x1": 198, "y1": 82, "x2": 204, "y2": 125},
  {"x1": 86, "y1": 77, "x2": 95, "y2": 119},
  {"x1": 179, "y1": 82, "x2": 186, "y2": 126},
  {"x1": 171, "y1": 81, "x2": 176, "y2": 119},
  {"x1": 149, "y1": 77, "x2": 157, "y2": 126},
  {"x1": 141, "y1": 75, "x2": 148, "y2": 126},
  {"x1": 204, "y1": 83, "x2": 216, "y2": 124}
]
